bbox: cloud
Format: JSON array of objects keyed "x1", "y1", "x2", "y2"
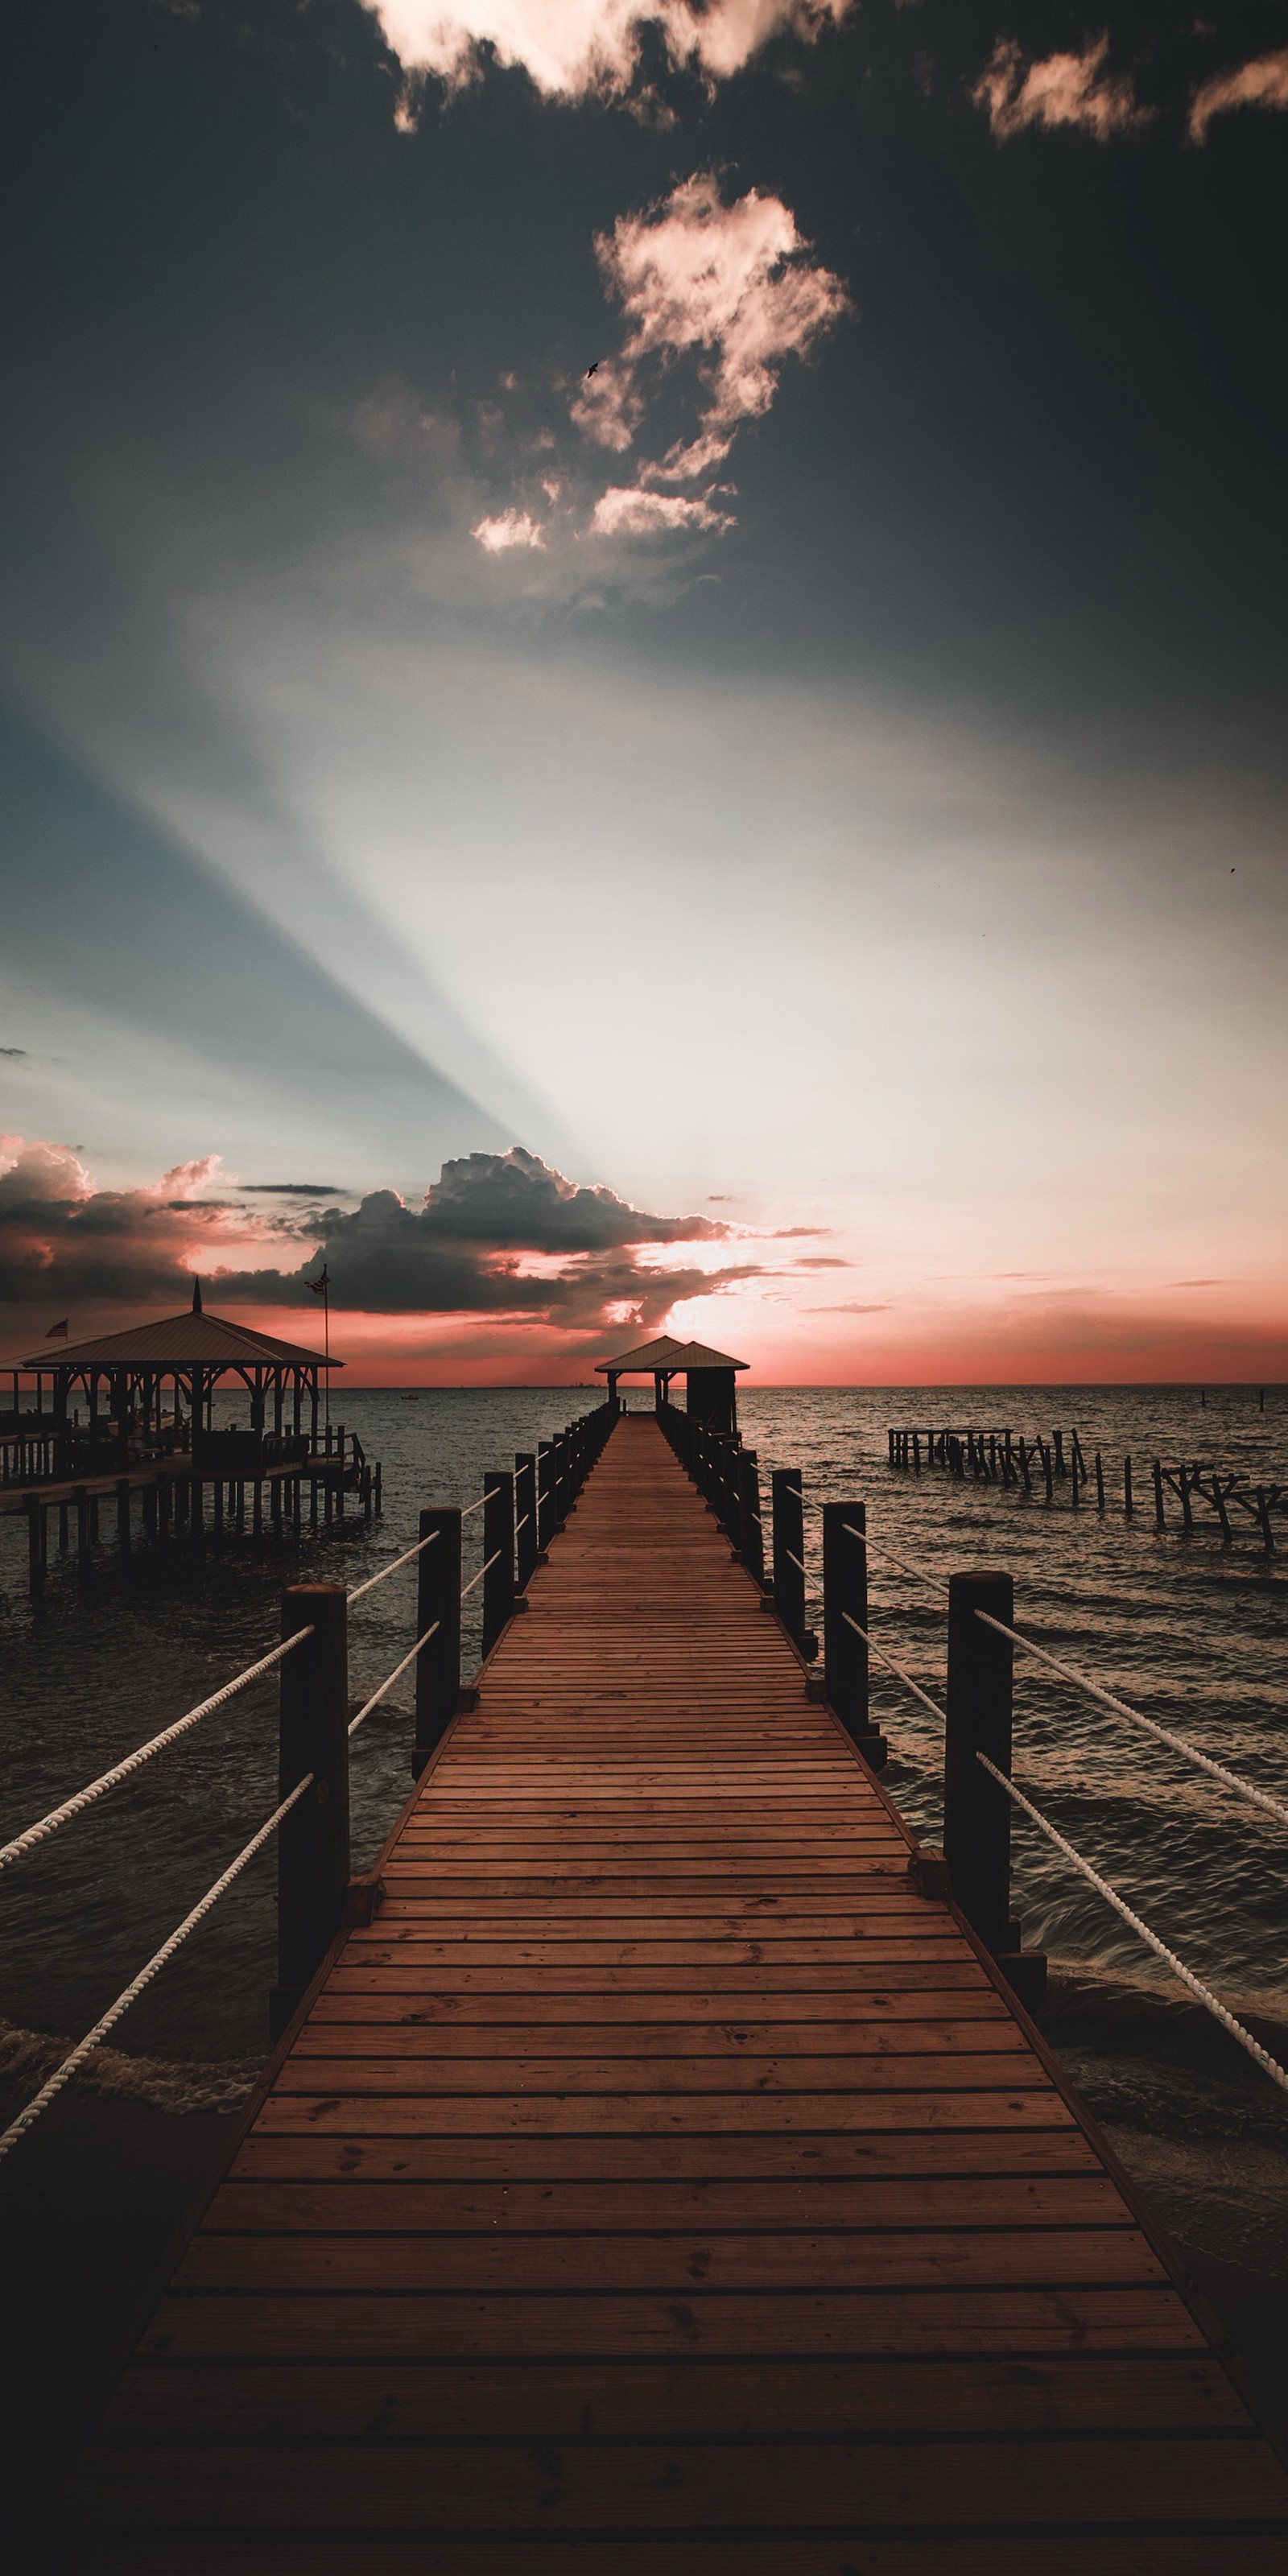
[
  {"x1": 811, "y1": 1300, "x2": 891, "y2": 1314},
  {"x1": 590, "y1": 485, "x2": 733, "y2": 539},
  {"x1": 571, "y1": 175, "x2": 848, "y2": 493},
  {"x1": 972, "y1": 35, "x2": 1145, "y2": 142},
  {"x1": 472, "y1": 508, "x2": 546, "y2": 551},
  {"x1": 0, "y1": 1139, "x2": 745, "y2": 1340},
  {"x1": 237, "y1": 1183, "x2": 345, "y2": 1196},
  {"x1": 369, "y1": 2, "x2": 849, "y2": 105},
  {"x1": 1190, "y1": 47, "x2": 1288, "y2": 142},
  {"x1": 0, "y1": 1046, "x2": 27, "y2": 1058},
  {"x1": 0, "y1": 1141, "x2": 255, "y2": 1312}
]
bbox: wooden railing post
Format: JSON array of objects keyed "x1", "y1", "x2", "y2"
[
  {"x1": 482, "y1": 1471, "x2": 515, "y2": 1654},
  {"x1": 272, "y1": 1582, "x2": 350, "y2": 2038},
  {"x1": 822, "y1": 1502, "x2": 886, "y2": 1769},
  {"x1": 414, "y1": 1505, "x2": 461, "y2": 1774},
  {"x1": 514, "y1": 1453, "x2": 538, "y2": 1591},
  {"x1": 943, "y1": 1570, "x2": 1013, "y2": 1958},
  {"x1": 738, "y1": 1447, "x2": 765, "y2": 1589},
  {"x1": 537, "y1": 1441, "x2": 555, "y2": 1550},
  {"x1": 771, "y1": 1468, "x2": 807, "y2": 1653}
]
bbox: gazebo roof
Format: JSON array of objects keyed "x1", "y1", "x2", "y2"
[
  {"x1": 13, "y1": 1306, "x2": 336, "y2": 1373},
  {"x1": 595, "y1": 1335, "x2": 748, "y2": 1376}
]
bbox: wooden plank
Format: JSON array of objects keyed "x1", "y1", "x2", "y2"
[
  {"x1": 229, "y1": 2130, "x2": 1100, "y2": 2182},
  {"x1": 57, "y1": 2537, "x2": 1288, "y2": 2576},
  {"x1": 200, "y1": 2173, "x2": 1127, "y2": 2230},
  {"x1": 74, "y1": 2436, "x2": 1288, "y2": 2530},
  {"x1": 135, "y1": 2285, "x2": 1203, "y2": 2360},
  {"x1": 99, "y1": 2351, "x2": 1249, "y2": 2440}
]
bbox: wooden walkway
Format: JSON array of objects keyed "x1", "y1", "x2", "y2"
[{"x1": 68, "y1": 1414, "x2": 1288, "y2": 2570}]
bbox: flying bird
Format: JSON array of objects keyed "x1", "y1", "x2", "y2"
[{"x1": 584, "y1": 360, "x2": 601, "y2": 378}]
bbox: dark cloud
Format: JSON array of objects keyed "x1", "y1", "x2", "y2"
[
  {"x1": 214, "y1": 1148, "x2": 741, "y2": 1316},
  {"x1": 0, "y1": 1046, "x2": 27, "y2": 1059},
  {"x1": 237, "y1": 1183, "x2": 345, "y2": 1196},
  {"x1": 403, "y1": 1148, "x2": 729, "y2": 1253},
  {"x1": 0, "y1": 1140, "x2": 753, "y2": 1339}
]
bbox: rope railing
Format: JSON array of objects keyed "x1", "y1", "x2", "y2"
[
  {"x1": 0, "y1": 1627, "x2": 315, "y2": 1879},
  {"x1": 838, "y1": 1516, "x2": 949, "y2": 1596},
  {"x1": 460, "y1": 1548, "x2": 502, "y2": 1602},
  {"x1": 348, "y1": 1622, "x2": 441, "y2": 1737},
  {"x1": 977, "y1": 1754, "x2": 1288, "y2": 2100},
  {"x1": 840, "y1": 1609, "x2": 947, "y2": 1727},
  {"x1": 346, "y1": 1525, "x2": 440, "y2": 1604},
  {"x1": 0, "y1": 1768, "x2": 317, "y2": 2165},
  {"x1": 973, "y1": 1609, "x2": 1288, "y2": 1832}
]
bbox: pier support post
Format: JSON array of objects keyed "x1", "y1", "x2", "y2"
[
  {"x1": 482, "y1": 1471, "x2": 515, "y2": 1654},
  {"x1": 943, "y1": 1570, "x2": 1045, "y2": 2005},
  {"x1": 515, "y1": 1454, "x2": 538, "y2": 1591},
  {"x1": 537, "y1": 1442, "x2": 555, "y2": 1551},
  {"x1": 413, "y1": 1506, "x2": 461, "y2": 1775},
  {"x1": 822, "y1": 1502, "x2": 886, "y2": 1769},
  {"x1": 737, "y1": 1447, "x2": 766, "y2": 1590},
  {"x1": 271, "y1": 1583, "x2": 350, "y2": 2040},
  {"x1": 771, "y1": 1469, "x2": 813, "y2": 1657},
  {"x1": 27, "y1": 1497, "x2": 44, "y2": 1606}
]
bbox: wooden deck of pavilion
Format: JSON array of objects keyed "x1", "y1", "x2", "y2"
[{"x1": 64, "y1": 1412, "x2": 1288, "y2": 2570}]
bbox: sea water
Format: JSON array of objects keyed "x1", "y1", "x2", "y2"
[{"x1": 0, "y1": 1384, "x2": 1285, "y2": 2281}]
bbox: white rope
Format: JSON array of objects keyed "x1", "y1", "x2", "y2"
[
  {"x1": 974, "y1": 1611, "x2": 1288, "y2": 1832},
  {"x1": 348, "y1": 1623, "x2": 440, "y2": 1736},
  {"x1": 0, "y1": 1629, "x2": 315, "y2": 1877},
  {"x1": 977, "y1": 1755, "x2": 1288, "y2": 2101},
  {"x1": 841, "y1": 1612, "x2": 947, "y2": 1725},
  {"x1": 460, "y1": 1548, "x2": 503, "y2": 1601},
  {"x1": 0, "y1": 1770, "x2": 316, "y2": 2165},
  {"x1": 840, "y1": 1520, "x2": 950, "y2": 1597},
  {"x1": 346, "y1": 1525, "x2": 439, "y2": 1604},
  {"x1": 460, "y1": 1493, "x2": 487, "y2": 1520}
]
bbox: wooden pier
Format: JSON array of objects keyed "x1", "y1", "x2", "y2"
[{"x1": 64, "y1": 1414, "x2": 1288, "y2": 2568}]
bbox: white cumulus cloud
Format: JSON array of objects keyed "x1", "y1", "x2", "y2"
[
  {"x1": 368, "y1": 1, "x2": 849, "y2": 102},
  {"x1": 571, "y1": 173, "x2": 848, "y2": 487},
  {"x1": 1190, "y1": 47, "x2": 1288, "y2": 142},
  {"x1": 590, "y1": 485, "x2": 733, "y2": 538},
  {"x1": 972, "y1": 35, "x2": 1144, "y2": 141},
  {"x1": 471, "y1": 508, "x2": 546, "y2": 551}
]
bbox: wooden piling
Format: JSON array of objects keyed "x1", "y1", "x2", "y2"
[
  {"x1": 482, "y1": 1471, "x2": 515, "y2": 1654},
  {"x1": 822, "y1": 1502, "x2": 885, "y2": 1769},
  {"x1": 943, "y1": 1568, "x2": 1013, "y2": 1959},
  {"x1": 270, "y1": 1582, "x2": 350, "y2": 2041},
  {"x1": 413, "y1": 1505, "x2": 461, "y2": 1774}
]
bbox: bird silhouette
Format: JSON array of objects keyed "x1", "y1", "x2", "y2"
[{"x1": 584, "y1": 360, "x2": 601, "y2": 378}]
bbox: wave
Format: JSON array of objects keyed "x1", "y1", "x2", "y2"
[{"x1": 0, "y1": 2018, "x2": 265, "y2": 2117}]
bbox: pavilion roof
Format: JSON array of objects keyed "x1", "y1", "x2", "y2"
[
  {"x1": 12, "y1": 1308, "x2": 337, "y2": 1372},
  {"x1": 595, "y1": 1335, "x2": 748, "y2": 1375}
]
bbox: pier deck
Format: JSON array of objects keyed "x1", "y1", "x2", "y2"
[{"x1": 68, "y1": 1414, "x2": 1288, "y2": 2569}]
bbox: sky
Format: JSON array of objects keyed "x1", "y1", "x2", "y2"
[{"x1": 1, "y1": 0, "x2": 1286, "y2": 1384}]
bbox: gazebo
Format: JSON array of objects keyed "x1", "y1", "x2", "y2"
[
  {"x1": 596, "y1": 1334, "x2": 748, "y2": 1434},
  {"x1": 6, "y1": 1279, "x2": 337, "y2": 1480}
]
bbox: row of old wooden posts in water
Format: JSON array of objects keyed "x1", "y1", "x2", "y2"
[
  {"x1": 269, "y1": 1394, "x2": 1045, "y2": 2049},
  {"x1": 889, "y1": 1421, "x2": 1286, "y2": 1548}
]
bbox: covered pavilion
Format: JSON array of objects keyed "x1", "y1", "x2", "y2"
[
  {"x1": 595, "y1": 1333, "x2": 748, "y2": 1434},
  {"x1": 5, "y1": 1280, "x2": 337, "y2": 1479}
]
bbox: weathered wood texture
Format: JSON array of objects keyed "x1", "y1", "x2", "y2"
[{"x1": 67, "y1": 1415, "x2": 1288, "y2": 2569}]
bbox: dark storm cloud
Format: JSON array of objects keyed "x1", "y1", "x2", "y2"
[
  {"x1": 411, "y1": 1148, "x2": 730, "y2": 1251},
  {"x1": 0, "y1": 1139, "x2": 755, "y2": 1335},
  {"x1": 0, "y1": 1145, "x2": 223, "y2": 1310},
  {"x1": 213, "y1": 1147, "x2": 741, "y2": 1312}
]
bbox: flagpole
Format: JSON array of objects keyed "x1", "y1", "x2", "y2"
[{"x1": 324, "y1": 1275, "x2": 331, "y2": 1435}]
